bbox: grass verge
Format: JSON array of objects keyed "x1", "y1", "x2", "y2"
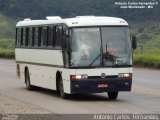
[
  {"x1": 134, "y1": 53, "x2": 160, "y2": 69},
  {"x1": 0, "y1": 49, "x2": 15, "y2": 58}
]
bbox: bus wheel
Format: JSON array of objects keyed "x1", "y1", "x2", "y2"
[
  {"x1": 108, "y1": 92, "x2": 118, "y2": 100},
  {"x1": 59, "y1": 77, "x2": 68, "y2": 99},
  {"x1": 25, "y1": 69, "x2": 34, "y2": 91}
]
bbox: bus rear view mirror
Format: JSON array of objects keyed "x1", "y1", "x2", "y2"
[{"x1": 132, "y1": 35, "x2": 137, "y2": 49}]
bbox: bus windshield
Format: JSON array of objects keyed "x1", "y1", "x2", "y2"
[{"x1": 70, "y1": 27, "x2": 132, "y2": 67}]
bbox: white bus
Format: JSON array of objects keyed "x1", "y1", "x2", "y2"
[{"x1": 15, "y1": 16, "x2": 137, "y2": 99}]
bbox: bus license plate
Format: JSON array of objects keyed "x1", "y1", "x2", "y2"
[{"x1": 98, "y1": 84, "x2": 108, "y2": 88}]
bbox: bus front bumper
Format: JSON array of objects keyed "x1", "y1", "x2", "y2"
[{"x1": 70, "y1": 78, "x2": 132, "y2": 94}]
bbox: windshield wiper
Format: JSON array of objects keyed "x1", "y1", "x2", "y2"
[
  {"x1": 88, "y1": 54, "x2": 101, "y2": 66},
  {"x1": 89, "y1": 47, "x2": 102, "y2": 67},
  {"x1": 88, "y1": 52, "x2": 118, "y2": 67}
]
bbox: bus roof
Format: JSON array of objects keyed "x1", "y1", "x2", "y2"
[{"x1": 16, "y1": 16, "x2": 128, "y2": 27}]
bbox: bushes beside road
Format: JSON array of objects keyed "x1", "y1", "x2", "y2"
[
  {"x1": 0, "y1": 39, "x2": 15, "y2": 58},
  {"x1": 0, "y1": 49, "x2": 14, "y2": 58},
  {"x1": 134, "y1": 53, "x2": 160, "y2": 68}
]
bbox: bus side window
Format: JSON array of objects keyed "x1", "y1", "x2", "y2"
[
  {"x1": 53, "y1": 26, "x2": 56, "y2": 47},
  {"x1": 34, "y1": 27, "x2": 39, "y2": 47},
  {"x1": 55, "y1": 26, "x2": 62, "y2": 47},
  {"x1": 48, "y1": 26, "x2": 54, "y2": 47},
  {"x1": 32, "y1": 27, "x2": 35, "y2": 46},
  {"x1": 62, "y1": 26, "x2": 68, "y2": 49},
  {"x1": 16, "y1": 28, "x2": 21, "y2": 47},
  {"x1": 20, "y1": 28, "x2": 23, "y2": 46},
  {"x1": 28, "y1": 27, "x2": 32, "y2": 47},
  {"x1": 25, "y1": 28, "x2": 29, "y2": 46},
  {"x1": 41, "y1": 27, "x2": 47, "y2": 47},
  {"x1": 62, "y1": 26, "x2": 69, "y2": 67},
  {"x1": 38, "y1": 27, "x2": 42, "y2": 47},
  {"x1": 22, "y1": 28, "x2": 26, "y2": 46}
]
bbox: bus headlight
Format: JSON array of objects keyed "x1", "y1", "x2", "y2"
[
  {"x1": 71, "y1": 74, "x2": 88, "y2": 80},
  {"x1": 118, "y1": 73, "x2": 132, "y2": 78}
]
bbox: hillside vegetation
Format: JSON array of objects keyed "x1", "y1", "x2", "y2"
[
  {"x1": 0, "y1": 13, "x2": 15, "y2": 47},
  {"x1": 0, "y1": 0, "x2": 159, "y2": 22},
  {"x1": 130, "y1": 22, "x2": 160, "y2": 49},
  {"x1": 0, "y1": 13, "x2": 15, "y2": 39},
  {"x1": 0, "y1": 13, "x2": 15, "y2": 58}
]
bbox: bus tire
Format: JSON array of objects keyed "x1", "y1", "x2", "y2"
[
  {"x1": 59, "y1": 77, "x2": 68, "y2": 99},
  {"x1": 25, "y1": 69, "x2": 34, "y2": 91},
  {"x1": 108, "y1": 92, "x2": 118, "y2": 100}
]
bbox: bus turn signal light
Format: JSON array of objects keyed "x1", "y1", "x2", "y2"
[{"x1": 70, "y1": 74, "x2": 88, "y2": 80}]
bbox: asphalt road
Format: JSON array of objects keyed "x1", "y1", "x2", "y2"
[{"x1": 0, "y1": 59, "x2": 160, "y2": 114}]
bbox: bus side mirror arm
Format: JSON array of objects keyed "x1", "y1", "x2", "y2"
[{"x1": 132, "y1": 35, "x2": 137, "y2": 49}]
